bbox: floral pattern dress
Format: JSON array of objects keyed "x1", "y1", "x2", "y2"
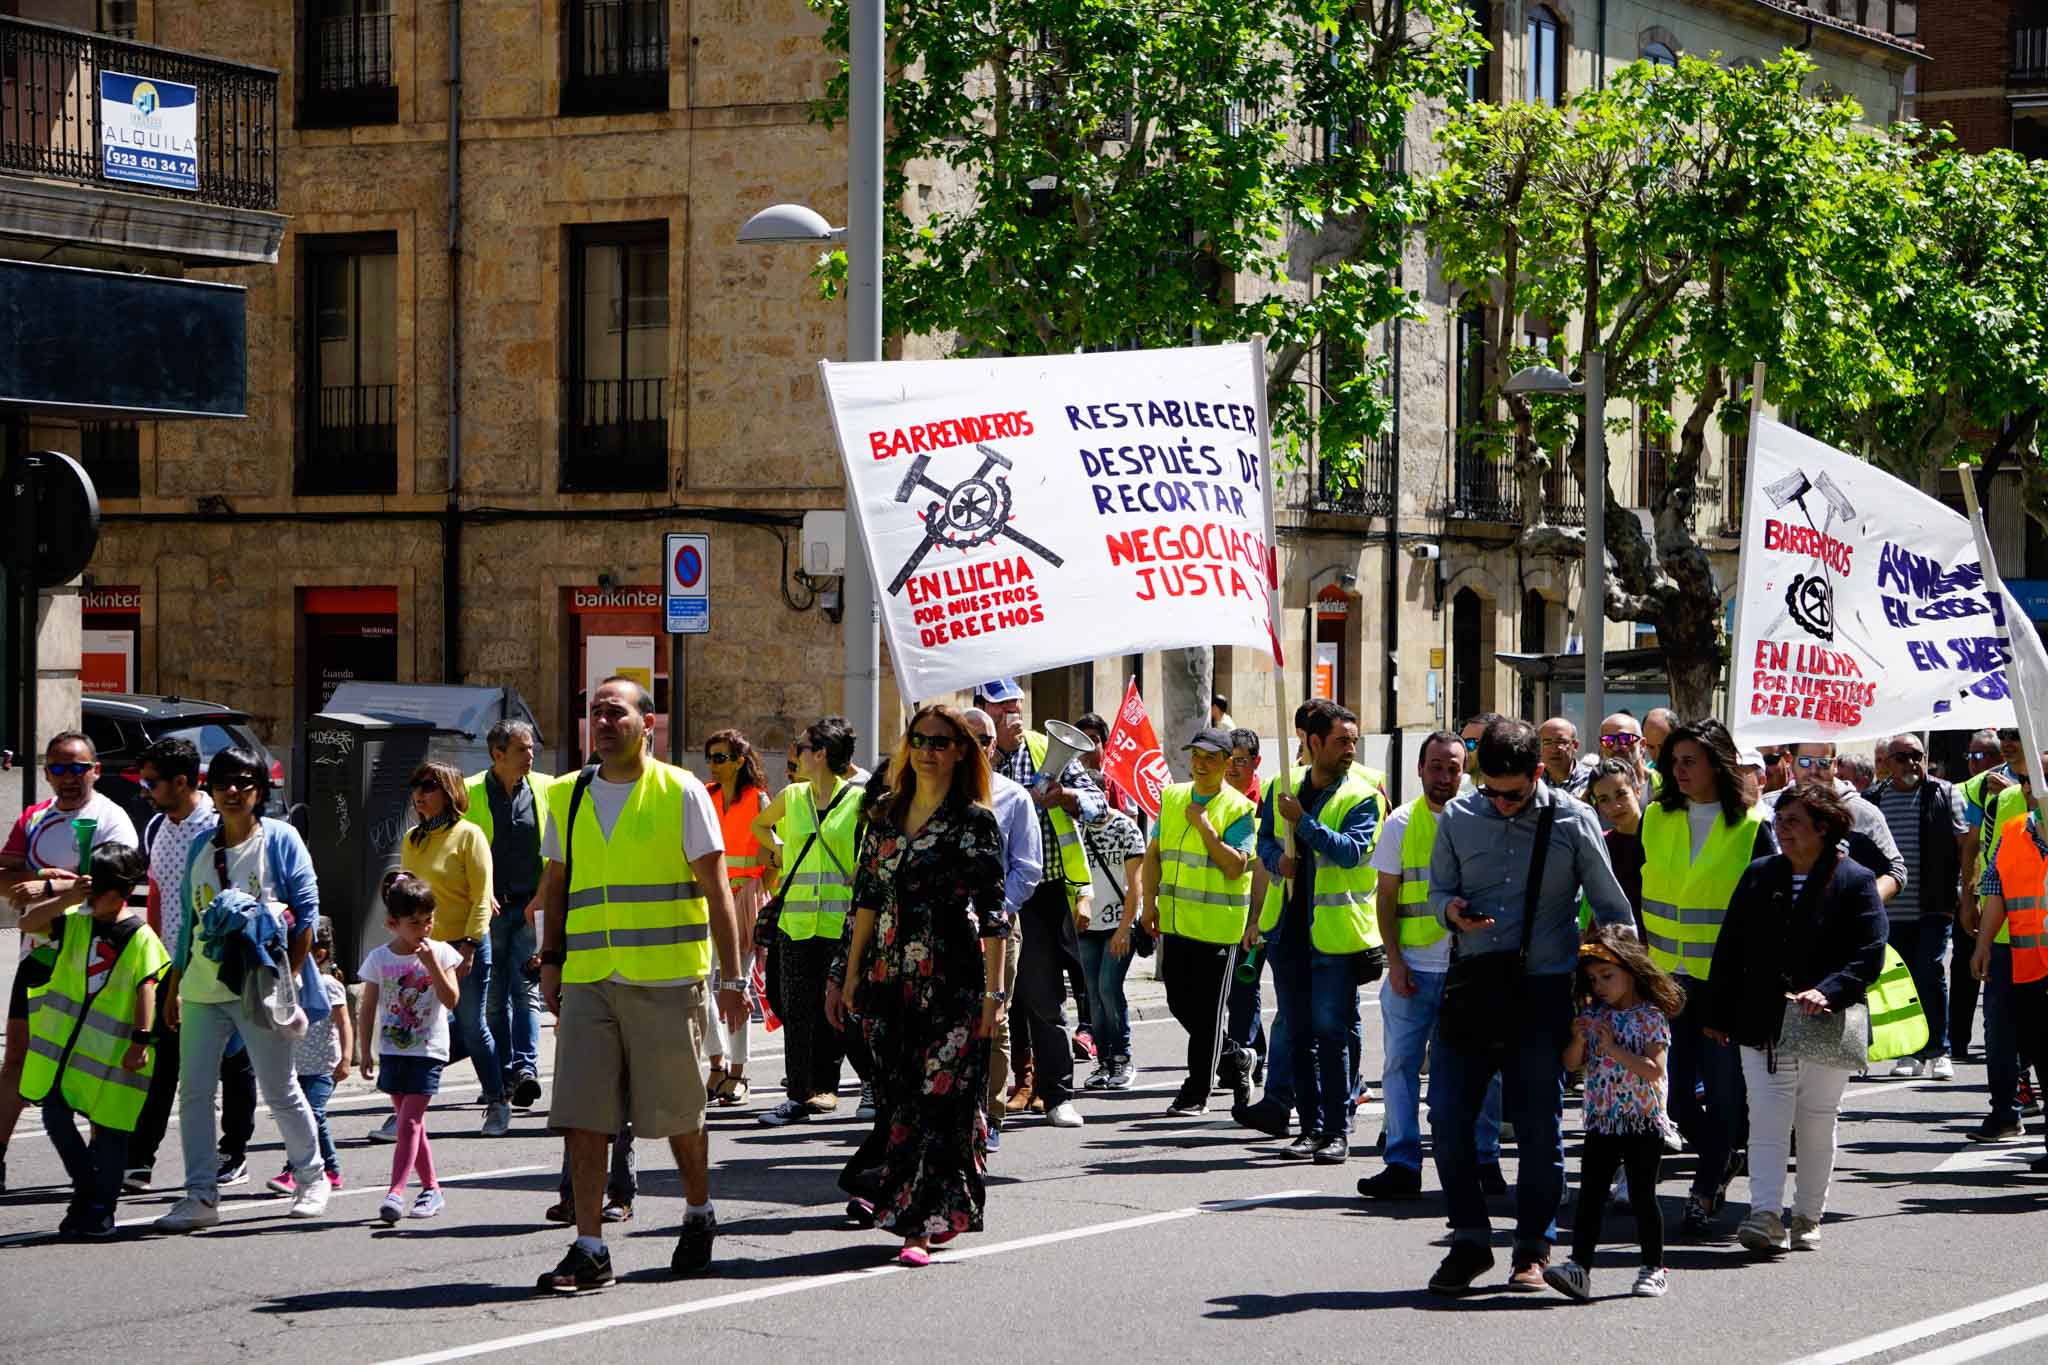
[{"x1": 837, "y1": 793, "x2": 1008, "y2": 1240}]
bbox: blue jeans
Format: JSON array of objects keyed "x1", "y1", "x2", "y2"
[
  {"x1": 487, "y1": 910, "x2": 540, "y2": 1083},
  {"x1": 1667, "y1": 975, "x2": 1745, "y2": 1199},
  {"x1": 1986, "y1": 942, "x2": 2023, "y2": 1124},
  {"x1": 1889, "y1": 916, "x2": 1952, "y2": 1058},
  {"x1": 298, "y1": 1071, "x2": 339, "y2": 1173},
  {"x1": 1378, "y1": 967, "x2": 1501, "y2": 1172},
  {"x1": 1268, "y1": 922, "x2": 1362, "y2": 1138},
  {"x1": 1077, "y1": 932, "x2": 1133, "y2": 1058},
  {"x1": 448, "y1": 934, "x2": 504, "y2": 1103},
  {"x1": 1431, "y1": 972, "x2": 1569, "y2": 1259}
]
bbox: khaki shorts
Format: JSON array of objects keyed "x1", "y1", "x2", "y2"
[{"x1": 549, "y1": 978, "x2": 708, "y2": 1139}]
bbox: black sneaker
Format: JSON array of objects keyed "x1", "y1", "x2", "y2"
[
  {"x1": 1968, "y1": 1116, "x2": 2024, "y2": 1143},
  {"x1": 1428, "y1": 1243, "x2": 1497, "y2": 1296},
  {"x1": 1356, "y1": 1165, "x2": 1424, "y2": 1200},
  {"x1": 217, "y1": 1156, "x2": 249, "y2": 1188},
  {"x1": 77, "y1": 1211, "x2": 117, "y2": 1240},
  {"x1": 1231, "y1": 1099, "x2": 1291, "y2": 1138},
  {"x1": 538, "y1": 1242, "x2": 614, "y2": 1294},
  {"x1": 1679, "y1": 1194, "x2": 1716, "y2": 1240},
  {"x1": 1165, "y1": 1080, "x2": 1209, "y2": 1117},
  {"x1": 1478, "y1": 1162, "x2": 1509, "y2": 1197},
  {"x1": 511, "y1": 1072, "x2": 543, "y2": 1109},
  {"x1": 672, "y1": 1212, "x2": 717, "y2": 1276}
]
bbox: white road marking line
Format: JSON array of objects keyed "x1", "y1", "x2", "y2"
[
  {"x1": 1931, "y1": 1145, "x2": 2036, "y2": 1175},
  {"x1": 372, "y1": 1187, "x2": 1321, "y2": 1365},
  {"x1": 1887, "y1": 1313, "x2": 2048, "y2": 1365},
  {"x1": 1784, "y1": 1282, "x2": 2048, "y2": 1365},
  {"x1": 0, "y1": 1163, "x2": 550, "y2": 1247}
]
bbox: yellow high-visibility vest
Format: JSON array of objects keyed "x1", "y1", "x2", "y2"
[
  {"x1": 1255, "y1": 769, "x2": 1387, "y2": 954},
  {"x1": 1155, "y1": 782, "x2": 1257, "y2": 945},
  {"x1": 546, "y1": 762, "x2": 711, "y2": 984},
  {"x1": 1396, "y1": 798, "x2": 1446, "y2": 949},
  {"x1": 21, "y1": 912, "x2": 168, "y2": 1131},
  {"x1": 1640, "y1": 801, "x2": 1765, "y2": 980},
  {"x1": 775, "y1": 779, "x2": 860, "y2": 942},
  {"x1": 1024, "y1": 730, "x2": 1091, "y2": 898}
]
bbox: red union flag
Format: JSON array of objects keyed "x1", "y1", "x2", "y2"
[{"x1": 1103, "y1": 680, "x2": 1171, "y2": 819}]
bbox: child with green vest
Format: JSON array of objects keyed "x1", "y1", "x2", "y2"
[{"x1": 17, "y1": 843, "x2": 166, "y2": 1239}]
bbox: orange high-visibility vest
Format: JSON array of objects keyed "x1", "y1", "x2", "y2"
[{"x1": 1993, "y1": 813, "x2": 2048, "y2": 984}]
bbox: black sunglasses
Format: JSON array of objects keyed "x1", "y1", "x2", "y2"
[
  {"x1": 907, "y1": 731, "x2": 958, "y2": 751},
  {"x1": 707, "y1": 751, "x2": 736, "y2": 764},
  {"x1": 209, "y1": 775, "x2": 261, "y2": 792},
  {"x1": 1477, "y1": 784, "x2": 1532, "y2": 803}
]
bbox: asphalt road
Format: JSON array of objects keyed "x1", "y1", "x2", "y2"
[{"x1": 2, "y1": 941, "x2": 2046, "y2": 1365}]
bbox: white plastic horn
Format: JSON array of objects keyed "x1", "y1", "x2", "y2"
[{"x1": 1036, "y1": 719, "x2": 1098, "y2": 786}]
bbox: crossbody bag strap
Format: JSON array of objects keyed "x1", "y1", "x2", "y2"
[
  {"x1": 1517, "y1": 802, "x2": 1558, "y2": 968},
  {"x1": 780, "y1": 781, "x2": 856, "y2": 889},
  {"x1": 562, "y1": 763, "x2": 599, "y2": 894}
]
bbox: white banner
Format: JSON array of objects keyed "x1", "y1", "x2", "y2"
[
  {"x1": 819, "y1": 344, "x2": 1280, "y2": 702},
  {"x1": 1731, "y1": 417, "x2": 2047, "y2": 744}
]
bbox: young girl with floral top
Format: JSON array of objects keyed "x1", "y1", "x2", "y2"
[
  {"x1": 358, "y1": 873, "x2": 461, "y2": 1225},
  {"x1": 1548, "y1": 927, "x2": 1684, "y2": 1302}
]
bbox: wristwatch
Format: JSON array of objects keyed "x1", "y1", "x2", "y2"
[
  {"x1": 984, "y1": 990, "x2": 1008, "y2": 1003},
  {"x1": 538, "y1": 947, "x2": 568, "y2": 968}
]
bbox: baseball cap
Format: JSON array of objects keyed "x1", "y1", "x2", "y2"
[
  {"x1": 1737, "y1": 748, "x2": 1765, "y2": 771},
  {"x1": 1184, "y1": 726, "x2": 1232, "y2": 755},
  {"x1": 974, "y1": 678, "x2": 1024, "y2": 704}
]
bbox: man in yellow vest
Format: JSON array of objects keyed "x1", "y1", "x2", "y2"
[
  {"x1": 464, "y1": 719, "x2": 552, "y2": 1118},
  {"x1": 1141, "y1": 726, "x2": 1259, "y2": 1117},
  {"x1": 979, "y1": 678, "x2": 1102, "y2": 1129},
  {"x1": 1974, "y1": 776, "x2": 2048, "y2": 1173},
  {"x1": 1248, "y1": 703, "x2": 1384, "y2": 1164},
  {"x1": 17, "y1": 843, "x2": 165, "y2": 1238},
  {"x1": 535, "y1": 677, "x2": 747, "y2": 1293},
  {"x1": 1356, "y1": 731, "x2": 1504, "y2": 1200}
]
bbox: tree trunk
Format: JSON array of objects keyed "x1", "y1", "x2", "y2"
[
  {"x1": 1162, "y1": 646, "x2": 1213, "y2": 780},
  {"x1": 1655, "y1": 595, "x2": 1723, "y2": 720}
]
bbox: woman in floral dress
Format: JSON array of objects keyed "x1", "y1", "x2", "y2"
[{"x1": 828, "y1": 702, "x2": 1008, "y2": 1266}]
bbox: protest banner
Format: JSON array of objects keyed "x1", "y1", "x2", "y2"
[
  {"x1": 1102, "y1": 679, "x2": 1172, "y2": 819},
  {"x1": 1730, "y1": 416, "x2": 2040, "y2": 744},
  {"x1": 818, "y1": 343, "x2": 1282, "y2": 703}
]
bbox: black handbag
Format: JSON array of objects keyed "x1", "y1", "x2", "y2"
[{"x1": 1438, "y1": 803, "x2": 1556, "y2": 1053}]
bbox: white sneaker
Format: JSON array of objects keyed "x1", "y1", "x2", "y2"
[
  {"x1": 1931, "y1": 1055, "x2": 1956, "y2": 1081},
  {"x1": 153, "y1": 1197, "x2": 220, "y2": 1234},
  {"x1": 409, "y1": 1188, "x2": 446, "y2": 1219},
  {"x1": 369, "y1": 1114, "x2": 399, "y2": 1144},
  {"x1": 378, "y1": 1193, "x2": 405, "y2": 1224},
  {"x1": 1046, "y1": 1101, "x2": 1085, "y2": 1129},
  {"x1": 288, "y1": 1174, "x2": 333, "y2": 1219},
  {"x1": 1787, "y1": 1214, "x2": 1823, "y2": 1250},
  {"x1": 1542, "y1": 1259, "x2": 1591, "y2": 1301},
  {"x1": 1890, "y1": 1058, "x2": 1925, "y2": 1078},
  {"x1": 1633, "y1": 1265, "x2": 1669, "y2": 1297}
]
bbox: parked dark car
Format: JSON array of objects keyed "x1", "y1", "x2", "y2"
[{"x1": 81, "y1": 693, "x2": 285, "y2": 832}]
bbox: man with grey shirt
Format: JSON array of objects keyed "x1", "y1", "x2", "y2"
[
  {"x1": 1425, "y1": 719, "x2": 1635, "y2": 1297},
  {"x1": 1867, "y1": 734, "x2": 1966, "y2": 1079}
]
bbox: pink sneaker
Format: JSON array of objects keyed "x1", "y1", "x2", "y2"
[
  {"x1": 265, "y1": 1169, "x2": 297, "y2": 1195},
  {"x1": 326, "y1": 1169, "x2": 344, "y2": 1192}
]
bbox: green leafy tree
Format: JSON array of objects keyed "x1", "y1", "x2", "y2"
[
  {"x1": 805, "y1": 0, "x2": 1484, "y2": 468},
  {"x1": 1429, "y1": 54, "x2": 1951, "y2": 716}
]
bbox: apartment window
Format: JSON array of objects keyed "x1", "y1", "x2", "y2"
[
  {"x1": 302, "y1": 0, "x2": 397, "y2": 127},
  {"x1": 1643, "y1": 41, "x2": 1678, "y2": 67},
  {"x1": 97, "y1": 1, "x2": 138, "y2": 38},
  {"x1": 78, "y1": 421, "x2": 141, "y2": 500},
  {"x1": 564, "y1": 223, "x2": 669, "y2": 493},
  {"x1": 1526, "y1": 5, "x2": 1563, "y2": 106},
  {"x1": 299, "y1": 233, "x2": 399, "y2": 495},
  {"x1": 1464, "y1": 1, "x2": 1493, "y2": 101},
  {"x1": 563, "y1": 0, "x2": 669, "y2": 115}
]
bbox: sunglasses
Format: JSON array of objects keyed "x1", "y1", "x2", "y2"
[
  {"x1": 1477, "y1": 784, "x2": 1532, "y2": 804},
  {"x1": 1598, "y1": 734, "x2": 1640, "y2": 749},
  {"x1": 209, "y1": 775, "x2": 260, "y2": 793},
  {"x1": 1793, "y1": 755, "x2": 1831, "y2": 770},
  {"x1": 907, "y1": 731, "x2": 958, "y2": 751},
  {"x1": 1462, "y1": 737, "x2": 1480, "y2": 751},
  {"x1": 1892, "y1": 750, "x2": 1925, "y2": 763},
  {"x1": 707, "y1": 751, "x2": 735, "y2": 764},
  {"x1": 45, "y1": 762, "x2": 93, "y2": 776},
  {"x1": 1968, "y1": 749, "x2": 1999, "y2": 761}
]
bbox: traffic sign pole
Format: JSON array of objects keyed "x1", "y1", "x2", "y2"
[{"x1": 663, "y1": 532, "x2": 712, "y2": 768}]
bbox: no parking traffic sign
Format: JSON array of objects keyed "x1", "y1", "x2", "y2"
[{"x1": 664, "y1": 532, "x2": 710, "y2": 635}]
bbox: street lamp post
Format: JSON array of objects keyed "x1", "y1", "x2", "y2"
[
  {"x1": 736, "y1": 0, "x2": 884, "y2": 769},
  {"x1": 1504, "y1": 357, "x2": 1606, "y2": 729}
]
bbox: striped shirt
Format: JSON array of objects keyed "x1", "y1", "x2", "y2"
[{"x1": 1867, "y1": 782, "x2": 1964, "y2": 924}]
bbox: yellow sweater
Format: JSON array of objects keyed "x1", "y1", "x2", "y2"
[{"x1": 400, "y1": 819, "x2": 494, "y2": 944}]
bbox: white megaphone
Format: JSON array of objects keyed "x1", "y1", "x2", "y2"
[{"x1": 1036, "y1": 719, "x2": 1098, "y2": 787}]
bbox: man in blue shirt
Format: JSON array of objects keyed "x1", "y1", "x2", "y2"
[
  {"x1": 1425, "y1": 718, "x2": 1634, "y2": 1295},
  {"x1": 1252, "y1": 702, "x2": 1382, "y2": 1163},
  {"x1": 961, "y1": 706, "x2": 1044, "y2": 1151}
]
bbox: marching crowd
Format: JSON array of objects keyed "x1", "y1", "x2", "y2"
[{"x1": 5, "y1": 681, "x2": 2045, "y2": 1303}]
